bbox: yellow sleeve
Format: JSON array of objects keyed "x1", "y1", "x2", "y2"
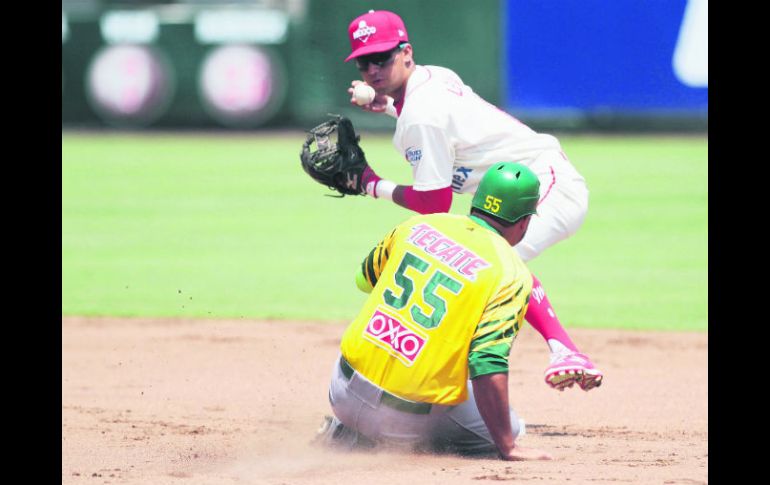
[
  {"x1": 359, "y1": 227, "x2": 398, "y2": 289},
  {"x1": 355, "y1": 268, "x2": 373, "y2": 293}
]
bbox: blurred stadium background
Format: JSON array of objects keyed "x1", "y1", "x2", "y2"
[{"x1": 62, "y1": 0, "x2": 707, "y2": 132}]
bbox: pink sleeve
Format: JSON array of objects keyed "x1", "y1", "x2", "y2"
[{"x1": 402, "y1": 186, "x2": 453, "y2": 214}]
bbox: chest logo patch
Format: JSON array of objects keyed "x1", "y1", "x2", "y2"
[
  {"x1": 405, "y1": 146, "x2": 423, "y2": 165},
  {"x1": 451, "y1": 166, "x2": 473, "y2": 191}
]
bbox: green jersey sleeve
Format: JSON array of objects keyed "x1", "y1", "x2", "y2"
[
  {"x1": 468, "y1": 279, "x2": 530, "y2": 379},
  {"x1": 360, "y1": 227, "x2": 397, "y2": 289}
]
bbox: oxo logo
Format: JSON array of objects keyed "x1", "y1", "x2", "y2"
[{"x1": 364, "y1": 309, "x2": 426, "y2": 364}]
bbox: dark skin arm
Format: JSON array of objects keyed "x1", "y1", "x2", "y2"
[
  {"x1": 472, "y1": 373, "x2": 554, "y2": 461},
  {"x1": 392, "y1": 185, "x2": 409, "y2": 210}
]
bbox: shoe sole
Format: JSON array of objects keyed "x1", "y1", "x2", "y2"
[{"x1": 546, "y1": 368, "x2": 603, "y2": 391}]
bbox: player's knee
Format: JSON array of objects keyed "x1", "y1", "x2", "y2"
[
  {"x1": 509, "y1": 412, "x2": 525, "y2": 440},
  {"x1": 515, "y1": 242, "x2": 540, "y2": 262},
  {"x1": 566, "y1": 193, "x2": 588, "y2": 237}
]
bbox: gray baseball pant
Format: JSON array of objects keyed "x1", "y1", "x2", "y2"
[{"x1": 327, "y1": 354, "x2": 524, "y2": 455}]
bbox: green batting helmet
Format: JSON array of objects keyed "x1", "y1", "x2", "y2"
[{"x1": 471, "y1": 162, "x2": 540, "y2": 224}]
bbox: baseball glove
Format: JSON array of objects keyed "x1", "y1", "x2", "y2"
[{"x1": 300, "y1": 115, "x2": 370, "y2": 197}]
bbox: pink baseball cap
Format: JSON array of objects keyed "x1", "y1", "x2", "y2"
[{"x1": 345, "y1": 10, "x2": 409, "y2": 62}]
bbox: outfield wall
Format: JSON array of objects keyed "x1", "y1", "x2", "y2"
[{"x1": 62, "y1": 0, "x2": 707, "y2": 132}]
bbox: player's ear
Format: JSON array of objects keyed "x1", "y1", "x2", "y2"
[
  {"x1": 517, "y1": 215, "x2": 532, "y2": 237},
  {"x1": 402, "y1": 44, "x2": 414, "y2": 66}
]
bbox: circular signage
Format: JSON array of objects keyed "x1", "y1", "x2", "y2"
[
  {"x1": 85, "y1": 45, "x2": 175, "y2": 127},
  {"x1": 198, "y1": 45, "x2": 286, "y2": 128}
]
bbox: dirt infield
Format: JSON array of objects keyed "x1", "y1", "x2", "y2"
[{"x1": 62, "y1": 317, "x2": 707, "y2": 484}]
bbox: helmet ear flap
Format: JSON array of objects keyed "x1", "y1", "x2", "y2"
[{"x1": 471, "y1": 162, "x2": 540, "y2": 224}]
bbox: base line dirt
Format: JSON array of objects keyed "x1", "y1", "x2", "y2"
[{"x1": 62, "y1": 317, "x2": 707, "y2": 484}]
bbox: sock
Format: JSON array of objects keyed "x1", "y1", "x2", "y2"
[{"x1": 526, "y1": 274, "x2": 579, "y2": 353}]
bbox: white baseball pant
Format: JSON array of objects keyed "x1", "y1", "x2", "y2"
[{"x1": 516, "y1": 149, "x2": 589, "y2": 262}]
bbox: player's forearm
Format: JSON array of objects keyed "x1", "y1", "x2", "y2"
[
  {"x1": 363, "y1": 164, "x2": 452, "y2": 214},
  {"x1": 471, "y1": 372, "x2": 516, "y2": 457},
  {"x1": 391, "y1": 185, "x2": 452, "y2": 214},
  {"x1": 392, "y1": 185, "x2": 409, "y2": 209}
]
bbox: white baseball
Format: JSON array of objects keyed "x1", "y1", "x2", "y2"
[{"x1": 353, "y1": 83, "x2": 376, "y2": 106}]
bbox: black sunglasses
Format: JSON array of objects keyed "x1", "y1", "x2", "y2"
[{"x1": 355, "y1": 44, "x2": 406, "y2": 71}]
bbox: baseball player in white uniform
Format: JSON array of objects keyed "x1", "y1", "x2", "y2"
[{"x1": 344, "y1": 9, "x2": 603, "y2": 391}]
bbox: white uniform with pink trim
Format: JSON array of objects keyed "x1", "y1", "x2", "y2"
[{"x1": 390, "y1": 65, "x2": 588, "y2": 261}]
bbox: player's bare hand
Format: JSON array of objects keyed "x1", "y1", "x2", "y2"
[
  {"x1": 348, "y1": 80, "x2": 391, "y2": 113},
  {"x1": 500, "y1": 446, "x2": 554, "y2": 461}
]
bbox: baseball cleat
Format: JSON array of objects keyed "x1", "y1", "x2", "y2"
[
  {"x1": 312, "y1": 415, "x2": 339, "y2": 446},
  {"x1": 578, "y1": 370, "x2": 603, "y2": 391},
  {"x1": 544, "y1": 352, "x2": 603, "y2": 391},
  {"x1": 311, "y1": 415, "x2": 375, "y2": 450}
]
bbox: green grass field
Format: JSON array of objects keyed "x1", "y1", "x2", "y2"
[{"x1": 62, "y1": 131, "x2": 707, "y2": 331}]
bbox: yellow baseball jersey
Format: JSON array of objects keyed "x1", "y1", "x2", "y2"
[{"x1": 340, "y1": 213, "x2": 532, "y2": 405}]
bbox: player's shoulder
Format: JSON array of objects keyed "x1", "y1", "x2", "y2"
[
  {"x1": 398, "y1": 67, "x2": 460, "y2": 128},
  {"x1": 394, "y1": 212, "x2": 463, "y2": 234},
  {"x1": 423, "y1": 65, "x2": 463, "y2": 81},
  {"x1": 411, "y1": 65, "x2": 465, "y2": 97},
  {"x1": 400, "y1": 211, "x2": 455, "y2": 226},
  {"x1": 413, "y1": 213, "x2": 500, "y2": 242}
]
